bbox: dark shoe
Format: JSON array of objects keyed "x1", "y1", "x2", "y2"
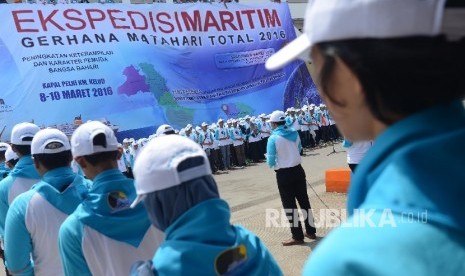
[
  {"x1": 305, "y1": 233, "x2": 317, "y2": 240},
  {"x1": 282, "y1": 238, "x2": 304, "y2": 246}
]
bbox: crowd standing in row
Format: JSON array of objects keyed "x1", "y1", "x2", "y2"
[
  {"x1": 118, "y1": 104, "x2": 341, "y2": 180},
  {"x1": 0, "y1": 103, "x2": 338, "y2": 274},
  {"x1": 1, "y1": 111, "x2": 315, "y2": 275}
]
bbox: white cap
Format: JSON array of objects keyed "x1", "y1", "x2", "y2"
[
  {"x1": 71, "y1": 121, "x2": 118, "y2": 157},
  {"x1": 217, "y1": 118, "x2": 224, "y2": 124},
  {"x1": 130, "y1": 135, "x2": 212, "y2": 208},
  {"x1": 201, "y1": 122, "x2": 208, "y2": 127},
  {"x1": 11, "y1": 122, "x2": 40, "y2": 145},
  {"x1": 266, "y1": 0, "x2": 463, "y2": 70},
  {"x1": 269, "y1": 110, "x2": 286, "y2": 123},
  {"x1": 123, "y1": 138, "x2": 129, "y2": 143},
  {"x1": 0, "y1": 142, "x2": 8, "y2": 152},
  {"x1": 5, "y1": 146, "x2": 18, "y2": 162},
  {"x1": 31, "y1": 128, "x2": 71, "y2": 155},
  {"x1": 195, "y1": 126, "x2": 201, "y2": 132},
  {"x1": 156, "y1": 124, "x2": 175, "y2": 137}
]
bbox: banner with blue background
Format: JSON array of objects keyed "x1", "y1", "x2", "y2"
[{"x1": 0, "y1": 3, "x2": 320, "y2": 140}]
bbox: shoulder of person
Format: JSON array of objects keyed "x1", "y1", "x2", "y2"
[{"x1": 303, "y1": 211, "x2": 456, "y2": 276}]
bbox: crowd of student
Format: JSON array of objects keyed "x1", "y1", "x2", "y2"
[
  {"x1": 118, "y1": 104, "x2": 341, "y2": 178},
  {"x1": 0, "y1": 119, "x2": 287, "y2": 275},
  {"x1": 0, "y1": 101, "x2": 340, "y2": 275}
]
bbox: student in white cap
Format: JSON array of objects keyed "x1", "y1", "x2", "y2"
[
  {"x1": 231, "y1": 120, "x2": 246, "y2": 168},
  {"x1": 198, "y1": 122, "x2": 218, "y2": 174},
  {"x1": 4, "y1": 146, "x2": 18, "y2": 171},
  {"x1": 0, "y1": 123, "x2": 40, "y2": 258},
  {"x1": 267, "y1": 0, "x2": 465, "y2": 274},
  {"x1": 209, "y1": 123, "x2": 223, "y2": 173},
  {"x1": 155, "y1": 124, "x2": 175, "y2": 137},
  {"x1": 129, "y1": 135, "x2": 283, "y2": 276},
  {"x1": 121, "y1": 138, "x2": 134, "y2": 179},
  {"x1": 266, "y1": 111, "x2": 316, "y2": 246},
  {"x1": 131, "y1": 140, "x2": 142, "y2": 162},
  {"x1": 0, "y1": 143, "x2": 10, "y2": 180},
  {"x1": 59, "y1": 121, "x2": 163, "y2": 275},
  {"x1": 4, "y1": 128, "x2": 89, "y2": 276},
  {"x1": 258, "y1": 115, "x2": 272, "y2": 155},
  {"x1": 117, "y1": 143, "x2": 128, "y2": 176},
  {"x1": 215, "y1": 119, "x2": 231, "y2": 171}
]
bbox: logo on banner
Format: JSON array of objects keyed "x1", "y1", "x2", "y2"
[{"x1": 0, "y1": 99, "x2": 12, "y2": 114}]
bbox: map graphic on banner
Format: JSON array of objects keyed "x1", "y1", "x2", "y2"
[{"x1": 0, "y1": 3, "x2": 320, "y2": 141}]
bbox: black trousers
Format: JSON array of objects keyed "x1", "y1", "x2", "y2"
[
  {"x1": 314, "y1": 129, "x2": 321, "y2": 145},
  {"x1": 321, "y1": 126, "x2": 330, "y2": 142},
  {"x1": 348, "y1": 163, "x2": 358, "y2": 173},
  {"x1": 123, "y1": 167, "x2": 134, "y2": 179},
  {"x1": 276, "y1": 165, "x2": 316, "y2": 240}
]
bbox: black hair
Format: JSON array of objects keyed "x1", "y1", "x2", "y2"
[
  {"x1": 316, "y1": 36, "x2": 465, "y2": 125},
  {"x1": 0, "y1": 151, "x2": 5, "y2": 161},
  {"x1": 83, "y1": 133, "x2": 119, "y2": 166},
  {"x1": 275, "y1": 121, "x2": 286, "y2": 126},
  {"x1": 164, "y1": 130, "x2": 176, "y2": 135},
  {"x1": 12, "y1": 145, "x2": 31, "y2": 156},
  {"x1": 11, "y1": 136, "x2": 33, "y2": 156},
  {"x1": 33, "y1": 150, "x2": 73, "y2": 170},
  {"x1": 6, "y1": 159, "x2": 18, "y2": 167}
]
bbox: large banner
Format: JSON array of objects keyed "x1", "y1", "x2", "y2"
[{"x1": 0, "y1": 3, "x2": 320, "y2": 140}]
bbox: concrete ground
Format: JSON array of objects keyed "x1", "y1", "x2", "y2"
[
  {"x1": 0, "y1": 144, "x2": 348, "y2": 276},
  {"x1": 215, "y1": 144, "x2": 348, "y2": 275}
]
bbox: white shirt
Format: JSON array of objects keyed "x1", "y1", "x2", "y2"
[
  {"x1": 347, "y1": 141, "x2": 373, "y2": 164},
  {"x1": 117, "y1": 156, "x2": 127, "y2": 173},
  {"x1": 232, "y1": 127, "x2": 244, "y2": 147},
  {"x1": 216, "y1": 126, "x2": 230, "y2": 147},
  {"x1": 273, "y1": 136, "x2": 302, "y2": 170}
]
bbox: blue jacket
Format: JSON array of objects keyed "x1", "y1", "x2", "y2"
[
  {"x1": 59, "y1": 169, "x2": 154, "y2": 275},
  {"x1": 0, "y1": 162, "x2": 10, "y2": 180},
  {"x1": 0, "y1": 155, "x2": 40, "y2": 238},
  {"x1": 4, "y1": 167, "x2": 88, "y2": 276},
  {"x1": 304, "y1": 101, "x2": 465, "y2": 275},
  {"x1": 151, "y1": 199, "x2": 282, "y2": 276}
]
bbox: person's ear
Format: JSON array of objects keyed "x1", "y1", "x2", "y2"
[
  {"x1": 11, "y1": 144, "x2": 18, "y2": 154},
  {"x1": 117, "y1": 149, "x2": 122, "y2": 160},
  {"x1": 75, "y1": 156, "x2": 87, "y2": 169},
  {"x1": 32, "y1": 156, "x2": 41, "y2": 171}
]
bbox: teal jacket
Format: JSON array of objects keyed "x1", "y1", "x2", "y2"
[
  {"x1": 304, "y1": 101, "x2": 465, "y2": 275},
  {"x1": 4, "y1": 167, "x2": 88, "y2": 276},
  {"x1": 0, "y1": 162, "x2": 10, "y2": 180},
  {"x1": 152, "y1": 199, "x2": 283, "y2": 276},
  {"x1": 59, "y1": 169, "x2": 152, "y2": 275},
  {"x1": 0, "y1": 155, "x2": 40, "y2": 238}
]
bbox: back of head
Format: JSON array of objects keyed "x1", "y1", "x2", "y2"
[
  {"x1": 71, "y1": 121, "x2": 119, "y2": 167},
  {"x1": 266, "y1": 0, "x2": 465, "y2": 125},
  {"x1": 0, "y1": 142, "x2": 8, "y2": 162},
  {"x1": 10, "y1": 122, "x2": 40, "y2": 156},
  {"x1": 5, "y1": 145, "x2": 18, "y2": 164},
  {"x1": 31, "y1": 128, "x2": 72, "y2": 171},
  {"x1": 155, "y1": 124, "x2": 176, "y2": 137},
  {"x1": 132, "y1": 135, "x2": 218, "y2": 231}
]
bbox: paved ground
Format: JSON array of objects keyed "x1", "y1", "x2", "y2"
[
  {"x1": 0, "y1": 144, "x2": 348, "y2": 276},
  {"x1": 215, "y1": 144, "x2": 348, "y2": 275}
]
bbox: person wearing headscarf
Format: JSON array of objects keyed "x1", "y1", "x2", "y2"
[{"x1": 130, "y1": 135, "x2": 282, "y2": 276}]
